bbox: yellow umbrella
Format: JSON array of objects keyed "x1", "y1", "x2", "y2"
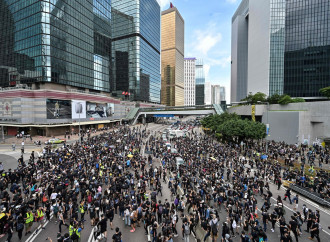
[
  {"x1": 210, "y1": 157, "x2": 216, "y2": 161},
  {"x1": 127, "y1": 154, "x2": 133, "y2": 158}
]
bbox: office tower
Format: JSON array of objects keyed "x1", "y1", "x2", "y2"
[
  {"x1": 195, "y1": 59, "x2": 205, "y2": 105},
  {"x1": 231, "y1": 0, "x2": 330, "y2": 102},
  {"x1": 0, "y1": 0, "x2": 161, "y2": 103},
  {"x1": 161, "y1": 4, "x2": 184, "y2": 106},
  {"x1": 204, "y1": 82, "x2": 212, "y2": 105},
  {"x1": 220, "y1": 86, "x2": 226, "y2": 101},
  {"x1": 184, "y1": 58, "x2": 196, "y2": 106},
  {"x1": 211, "y1": 85, "x2": 221, "y2": 104},
  {"x1": 111, "y1": 0, "x2": 161, "y2": 102},
  {"x1": 284, "y1": 0, "x2": 330, "y2": 97},
  {"x1": 231, "y1": 0, "x2": 285, "y2": 102},
  {"x1": 0, "y1": 0, "x2": 112, "y2": 92}
]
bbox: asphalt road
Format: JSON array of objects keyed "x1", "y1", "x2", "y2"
[{"x1": 0, "y1": 122, "x2": 329, "y2": 242}]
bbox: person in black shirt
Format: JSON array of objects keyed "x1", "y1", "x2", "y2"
[
  {"x1": 281, "y1": 231, "x2": 293, "y2": 242},
  {"x1": 288, "y1": 216, "x2": 298, "y2": 242},
  {"x1": 98, "y1": 214, "x2": 107, "y2": 239},
  {"x1": 112, "y1": 227, "x2": 122, "y2": 242},
  {"x1": 309, "y1": 221, "x2": 320, "y2": 242}
]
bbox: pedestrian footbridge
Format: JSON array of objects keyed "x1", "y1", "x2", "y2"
[{"x1": 125, "y1": 104, "x2": 224, "y2": 125}]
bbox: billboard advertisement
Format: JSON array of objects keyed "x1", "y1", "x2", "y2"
[
  {"x1": 106, "y1": 103, "x2": 115, "y2": 117},
  {"x1": 72, "y1": 100, "x2": 86, "y2": 119},
  {"x1": 46, "y1": 99, "x2": 72, "y2": 119},
  {"x1": 86, "y1": 102, "x2": 107, "y2": 118}
]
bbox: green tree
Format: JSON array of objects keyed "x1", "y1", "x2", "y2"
[
  {"x1": 291, "y1": 97, "x2": 305, "y2": 103},
  {"x1": 241, "y1": 92, "x2": 267, "y2": 104},
  {"x1": 267, "y1": 93, "x2": 283, "y2": 104},
  {"x1": 320, "y1": 86, "x2": 330, "y2": 99},
  {"x1": 278, "y1": 95, "x2": 292, "y2": 105}
]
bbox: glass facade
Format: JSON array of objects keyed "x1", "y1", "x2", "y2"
[
  {"x1": 161, "y1": 7, "x2": 184, "y2": 106},
  {"x1": 284, "y1": 0, "x2": 330, "y2": 97},
  {"x1": 0, "y1": 0, "x2": 160, "y2": 103},
  {"x1": 269, "y1": 0, "x2": 285, "y2": 96},
  {"x1": 195, "y1": 59, "x2": 205, "y2": 105},
  {"x1": 111, "y1": 0, "x2": 160, "y2": 103},
  {"x1": 0, "y1": 0, "x2": 112, "y2": 91}
]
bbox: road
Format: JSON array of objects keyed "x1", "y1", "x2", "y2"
[{"x1": 0, "y1": 122, "x2": 329, "y2": 242}]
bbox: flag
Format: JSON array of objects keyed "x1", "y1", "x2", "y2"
[
  {"x1": 170, "y1": 2, "x2": 173, "y2": 8},
  {"x1": 122, "y1": 91, "x2": 125, "y2": 95}
]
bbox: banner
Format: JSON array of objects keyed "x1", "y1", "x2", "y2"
[
  {"x1": 86, "y1": 102, "x2": 107, "y2": 118},
  {"x1": 46, "y1": 99, "x2": 71, "y2": 119},
  {"x1": 106, "y1": 103, "x2": 115, "y2": 116},
  {"x1": 72, "y1": 100, "x2": 86, "y2": 119},
  {"x1": 251, "y1": 105, "x2": 256, "y2": 122}
]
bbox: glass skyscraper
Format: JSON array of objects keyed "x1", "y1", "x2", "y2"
[
  {"x1": 284, "y1": 0, "x2": 330, "y2": 97},
  {"x1": 231, "y1": 0, "x2": 330, "y2": 102},
  {"x1": 195, "y1": 59, "x2": 205, "y2": 105},
  {"x1": 0, "y1": 0, "x2": 160, "y2": 102},
  {"x1": 269, "y1": 0, "x2": 285, "y2": 95},
  {"x1": 0, "y1": 0, "x2": 111, "y2": 91},
  {"x1": 111, "y1": 0, "x2": 161, "y2": 103}
]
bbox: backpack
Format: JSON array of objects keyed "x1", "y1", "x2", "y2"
[
  {"x1": 53, "y1": 205, "x2": 59, "y2": 214},
  {"x1": 17, "y1": 223, "x2": 24, "y2": 231},
  {"x1": 184, "y1": 223, "x2": 190, "y2": 235},
  {"x1": 211, "y1": 221, "x2": 218, "y2": 236},
  {"x1": 244, "y1": 235, "x2": 251, "y2": 242},
  {"x1": 113, "y1": 234, "x2": 121, "y2": 242},
  {"x1": 158, "y1": 205, "x2": 163, "y2": 214},
  {"x1": 71, "y1": 232, "x2": 79, "y2": 240}
]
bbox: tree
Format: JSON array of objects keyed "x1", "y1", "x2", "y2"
[
  {"x1": 278, "y1": 95, "x2": 305, "y2": 105},
  {"x1": 241, "y1": 92, "x2": 267, "y2": 104},
  {"x1": 320, "y1": 86, "x2": 330, "y2": 99},
  {"x1": 278, "y1": 95, "x2": 292, "y2": 105},
  {"x1": 267, "y1": 93, "x2": 283, "y2": 104},
  {"x1": 202, "y1": 113, "x2": 266, "y2": 143}
]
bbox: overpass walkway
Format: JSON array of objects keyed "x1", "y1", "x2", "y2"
[{"x1": 125, "y1": 104, "x2": 223, "y2": 125}]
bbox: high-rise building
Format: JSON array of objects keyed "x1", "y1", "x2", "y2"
[
  {"x1": 231, "y1": 0, "x2": 285, "y2": 103},
  {"x1": 111, "y1": 0, "x2": 161, "y2": 103},
  {"x1": 0, "y1": 0, "x2": 112, "y2": 92},
  {"x1": 161, "y1": 5, "x2": 184, "y2": 106},
  {"x1": 195, "y1": 59, "x2": 205, "y2": 105},
  {"x1": 284, "y1": 0, "x2": 330, "y2": 97},
  {"x1": 0, "y1": 0, "x2": 161, "y2": 103},
  {"x1": 211, "y1": 85, "x2": 221, "y2": 104},
  {"x1": 184, "y1": 58, "x2": 196, "y2": 106},
  {"x1": 204, "y1": 82, "x2": 212, "y2": 105},
  {"x1": 231, "y1": 0, "x2": 330, "y2": 103},
  {"x1": 220, "y1": 86, "x2": 226, "y2": 102}
]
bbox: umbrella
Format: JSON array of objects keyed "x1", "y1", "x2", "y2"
[
  {"x1": 261, "y1": 155, "x2": 268, "y2": 160},
  {"x1": 104, "y1": 144, "x2": 109, "y2": 147},
  {"x1": 210, "y1": 157, "x2": 216, "y2": 161},
  {"x1": 127, "y1": 154, "x2": 133, "y2": 158},
  {"x1": 109, "y1": 145, "x2": 115, "y2": 148}
]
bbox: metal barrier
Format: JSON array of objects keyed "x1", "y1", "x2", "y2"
[{"x1": 289, "y1": 184, "x2": 330, "y2": 207}]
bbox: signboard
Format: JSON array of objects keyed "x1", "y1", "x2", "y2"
[
  {"x1": 46, "y1": 99, "x2": 71, "y2": 119},
  {"x1": 86, "y1": 102, "x2": 107, "y2": 118},
  {"x1": 153, "y1": 114, "x2": 174, "y2": 118},
  {"x1": 72, "y1": 100, "x2": 86, "y2": 119},
  {"x1": 107, "y1": 103, "x2": 115, "y2": 116},
  {"x1": 3, "y1": 101, "x2": 12, "y2": 116}
]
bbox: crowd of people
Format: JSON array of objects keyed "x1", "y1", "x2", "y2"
[{"x1": 0, "y1": 121, "x2": 328, "y2": 242}]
